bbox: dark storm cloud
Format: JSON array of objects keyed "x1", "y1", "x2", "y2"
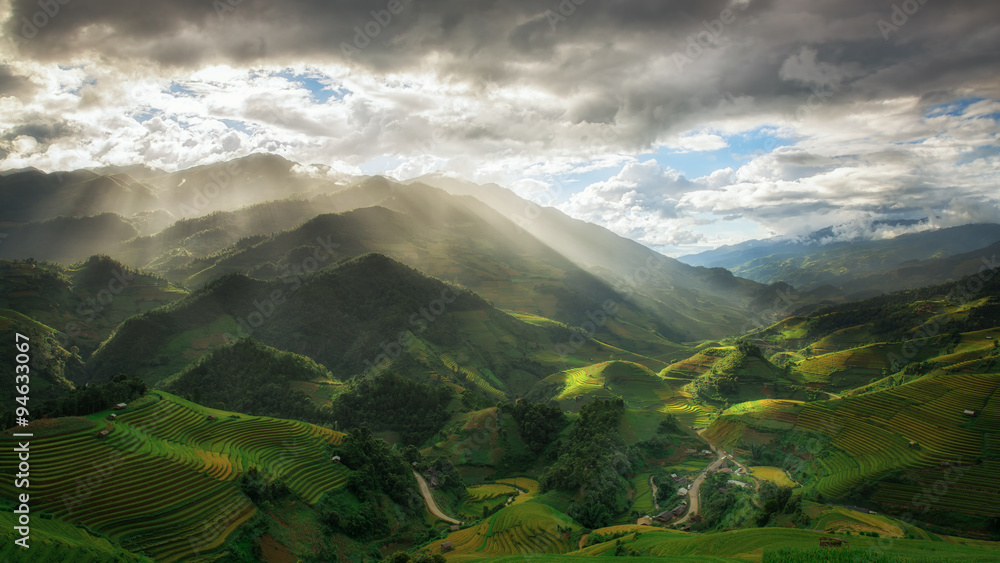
[
  {"x1": 1, "y1": 118, "x2": 81, "y2": 144},
  {"x1": 0, "y1": 64, "x2": 35, "y2": 97},
  {"x1": 6, "y1": 1, "x2": 998, "y2": 130}
]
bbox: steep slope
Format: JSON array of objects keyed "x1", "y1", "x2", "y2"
[
  {"x1": 409, "y1": 173, "x2": 768, "y2": 306},
  {"x1": 160, "y1": 339, "x2": 340, "y2": 422},
  {"x1": 0, "y1": 391, "x2": 348, "y2": 561},
  {"x1": 0, "y1": 213, "x2": 140, "y2": 264},
  {"x1": 85, "y1": 254, "x2": 587, "y2": 394},
  {"x1": 0, "y1": 257, "x2": 185, "y2": 356},
  {"x1": 160, "y1": 187, "x2": 693, "y2": 355},
  {"x1": 0, "y1": 168, "x2": 159, "y2": 223}
]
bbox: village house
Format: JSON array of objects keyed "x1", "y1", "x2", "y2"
[{"x1": 819, "y1": 537, "x2": 848, "y2": 548}]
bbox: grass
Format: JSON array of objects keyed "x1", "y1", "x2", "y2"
[
  {"x1": 571, "y1": 526, "x2": 1000, "y2": 560},
  {"x1": 708, "y1": 372, "x2": 1000, "y2": 514},
  {"x1": 0, "y1": 391, "x2": 346, "y2": 561},
  {"x1": 750, "y1": 466, "x2": 798, "y2": 487},
  {"x1": 421, "y1": 502, "x2": 579, "y2": 560},
  {"x1": 0, "y1": 512, "x2": 152, "y2": 562}
]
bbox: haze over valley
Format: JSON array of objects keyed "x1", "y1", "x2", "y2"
[{"x1": 1, "y1": 0, "x2": 1000, "y2": 561}]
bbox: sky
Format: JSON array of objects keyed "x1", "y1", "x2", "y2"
[{"x1": 1, "y1": 0, "x2": 998, "y2": 256}]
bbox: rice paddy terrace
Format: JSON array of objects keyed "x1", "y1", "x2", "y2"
[
  {"x1": 706, "y1": 372, "x2": 1000, "y2": 518},
  {"x1": 426, "y1": 523, "x2": 1000, "y2": 562},
  {"x1": 423, "y1": 501, "x2": 580, "y2": 560},
  {"x1": 0, "y1": 391, "x2": 345, "y2": 561}
]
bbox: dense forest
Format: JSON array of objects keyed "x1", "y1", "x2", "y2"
[
  {"x1": 540, "y1": 399, "x2": 640, "y2": 528},
  {"x1": 161, "y1": 338, "x2": 333, "y2": 422},
  {"x1": 499, "y1": 399, "x2": 566, "y2": 454},
  {"x1": 330, "y1": 371, "x2": 453, "y2": 445}
]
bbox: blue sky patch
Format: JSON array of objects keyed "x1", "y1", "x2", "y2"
[{"x1": 273, "y1": 70, "x2": 351, "y2": 103}]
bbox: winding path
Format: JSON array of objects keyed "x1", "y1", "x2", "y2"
[
  {"x1": 412, "y1": 470, "x2": 462, "y2": 525},
  {"x1": 671, "y1": 446, "x2": 728, "y2": 525},
  {"x1": 649, "y1": 475, "x2": 660, "y2": 511}
]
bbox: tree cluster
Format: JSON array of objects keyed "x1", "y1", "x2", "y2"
[
  {"x1": 330, "y1": 426, "x2": 417, "y2": 505},
  {"x1": 500, "y1": 400, "x2": 566, "y2": 453},
  {"x1": 331, "y1": 371, "x2": 453, "y2": 446},
  {"x1": 162, "y1": 338, "x2": 332, "y2": 422},
  {"x1": 237, "y1": 465, "x2": 290, "y2": 505},
  {"x1": 33, "y1": 373, "x2": 146, "y2": 419},
  {"x1": 540, "y1": 399, "x2": 638, "y2": 529}
]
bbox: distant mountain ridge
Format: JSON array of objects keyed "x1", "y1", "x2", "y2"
[{"x1": 680, "y1": 222, "x2": 1000, "y2": 294}]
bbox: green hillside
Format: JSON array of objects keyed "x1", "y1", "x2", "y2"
[
  {"x1": 0, "y1": 391, "x2": 348, "y2": 561},
  {"x1": 86, "y1": 253, "x2": 592, "y2": 398}
]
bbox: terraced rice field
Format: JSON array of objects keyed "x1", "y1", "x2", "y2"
[
  {"x1": 540, "y1": 361, "x2": 673, "y2": 413},
  {"x1": 712, "y1": 373, "x2": 1000, "y2": 512},
  {"x1": 0, "y1": 392, "x2": 347, "y2": 561},
  {"x1": 750, "y1": 466, "x2": 798, "y2": 487},
  {"x1": 660, "y1": 348, "x2": 728, "y2": 379},
  {"x1": 441, "y1": 354, "x2": 508, "y2": 400},
  {"x1": 809, "y1": 325, "x2": 870, "y2": 355},
  {"x1": 0, "y1": 512, "x2": 149, "y2": 562},
  {"x1": 794, "y1": 343, "x2": 900, "y2": 387},
  {"x1": 873, "y1": 460, "x2": 1000, "y2": 517},
  {"x1": 423, "y1": 502, "x2": 578, "y2": 560},
  {"x1": 812, "y1": 506, "x2": 905, "y2": 537}
]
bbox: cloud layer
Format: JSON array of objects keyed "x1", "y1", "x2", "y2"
[{"x1": 1, "y1": 0, "x2": 998, "y2": 253}]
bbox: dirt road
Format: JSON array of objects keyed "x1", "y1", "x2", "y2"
[
  {"x1": 671, "y1": 448, "x2": 728, "y2": 525},
  {"x1": 412, "y1": 470, "x2": 462, "y2": 525},
  {"x1": 649, "y1": 474, "x2": 660, "y2": 511}
]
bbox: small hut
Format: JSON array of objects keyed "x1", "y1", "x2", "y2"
[
  {"x1": 440, "y1": 541, "x2": 453, "y2": 553},
  {"x1": 819, "y1": 537, "x2": 848, "y2": 548}
]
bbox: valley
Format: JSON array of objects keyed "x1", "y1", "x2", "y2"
[{"x1": 2, "y1": 157, "x2": 1000, "y2": 562}]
